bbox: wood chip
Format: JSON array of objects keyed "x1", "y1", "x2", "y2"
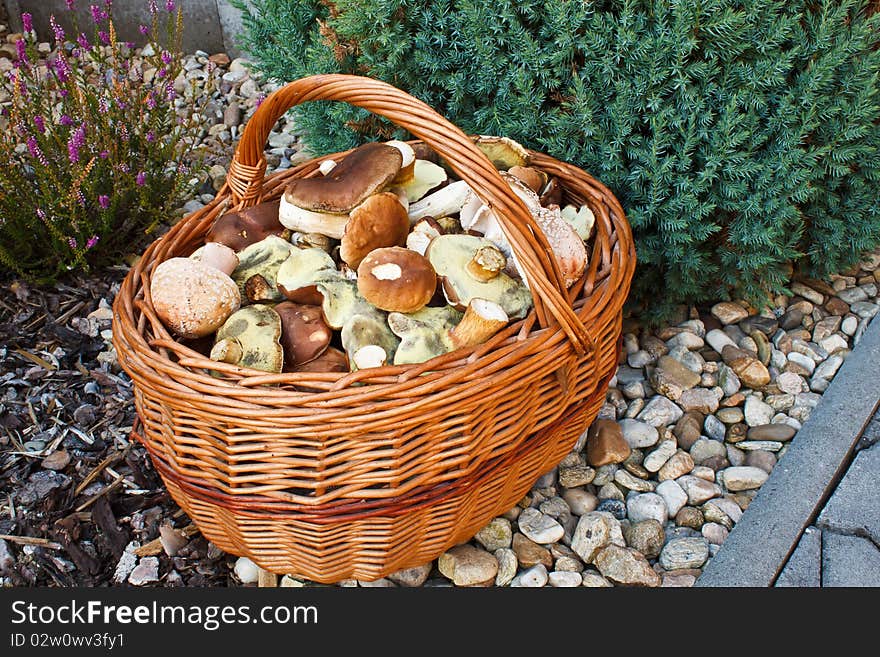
[
  {"x1": 0, "y1": 534, "x2": 64, "y2": 550},
  {"x1": 14, "y1": 349, "x2": 57, "y2": 370},
  {"x1": 134, "y1": 524, "x2": 199, "y2": 557}
]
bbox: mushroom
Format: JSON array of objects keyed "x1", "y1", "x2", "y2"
[
  {"x1": 507, "y1": 166, "x2": 547, "y2": 194},
  {"x1": 340, "y1": 313, "x2": 400, "y2": 371},
  {"x1": 193, "y1": 241, "x2": 240, "y2": 276},
  {"x1": 458, "y1": 173, "x2": 588, "y2": 288},
  {"x1": 276, "y1": 247, "x2": 377, "y2": 329},
  {"x1": 386, "y1": 140, "x2": 416, "y2": 184},
  {"x1": 338, "y1": 191, "x2": 410, "y2": 268},
  {"x1": 473, "y1": 135, "x2": 530, "y2": 170},
  {"x1": 279, "y1": 142, "x2": 402, "y2": 238},
  {"x1": 209, "y1": 304, "x2": 283, "y2": 373},
  {"x1": 275, "y1": 301, "x2": 332, "y2": 369},
  {"x1": 395, "y1": 159, "x2": 447, "y2": 203},
  {"x1": 356, "y1": 247, "x2": 437, "y2": 314},
  {"x1": 560, "y1": 203, "x2": 596, "y2": 241},
  {"x1": 294, "y1": 347, "x2": 349, "y2": 374},
  {"x1": 407, "y1": 180, "x2": 474, "y2": 223},
  {"x1": 231, "y1": 235, "x2": 294, "y2": 303},
  {"x1": 406, "y1": 217, "x2": 444, "y2": 256},
  {"x1": 539, "y1": 177, "x2": 563, "y2": 207},
  {"x1": 387, "y1": 298, "x2": 509, "y2": 365},
  {"x1": 206, "y1": 199, "x2": 286, "y2": 252},
  {"x1": 425, "y1": 234, "x2": 533, "y2": 319},
  {"x1": 290, "y1": 231, "x2": 334, "y2": 253},
  {"x1": 150, "y1": 256, "x2": 241, "y2": 339}
]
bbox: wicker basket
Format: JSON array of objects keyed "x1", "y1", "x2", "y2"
[{"x1": 112, "y1": 74, "x2": 635, "y2": 583}]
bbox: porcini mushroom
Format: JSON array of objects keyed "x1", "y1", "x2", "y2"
[
  {"x1": 473, "y1": 135, "x2": 530, "y2": 170},
  {"x1": 338, "y1": 191, "x2": 410, "y2": 268},
  {"x1": 407, "y1": 180, "x2": 474, "y2": 223},
  {"x1": 231, "y1": 235, "x2": 294, "y2": 303},
  {"x1": 560, "y1": 203, "x2": 596, "y2": 241},
  {"x1": 387, "y1": 298, "x2": 509, "y2": 365},
  {"x1": 386, "y1": 140, "x2": 416, "y2": 185},
  {"x1": 425, "y1": 234, "x2": 532, "y2": 319},
  {"x1": 340, "y1": 313, "x2": 400, "y2": 371},
  {"x1": 356, "y1": 247, "x2": 437, "y2": 314},
  {"x1": 396, "y1": 159, "x2": 447, "y2": 203},
  {"x1": 276, "y1": 247, "x2": 377, "y2": 329},
  {"x1": 507, "y1": 166, "x2": 547, "y2": 194},
  {"x1": 275, "y1": 301, "x2": 332, "y2": 368},
  {"x1": 279, "y1": 142, "x2": 403, "y2": 238},
  {"x1": 206, "y1": 199, "x2": 286, "y2": 252},
  {"x1": 293, "y1": 347, "x2": 349, "y2": 374},
  {"x1": 150, "y1": 257, "x2": 241, "y2": 339},
  {"x1": 406, "y1": 217, "x2": 444, "y2": 256},
  {"x1": 209, "y1": 304, "x2": 283, "y2": 373}
]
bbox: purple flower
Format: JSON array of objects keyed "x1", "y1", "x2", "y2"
[
  {"x1": 21, "y1": 12, "x2": 33, "y2": 34},
  {"x1": 90, "y1": 5, "x2": 107, "y2": 23},
  {"x1": 33, "y1": 115, "x2": 45, "y2": 133},
  {"x1": 59, "y1": 114, "x2": 73, "y2": 126},
  {"x1": 65, "y1": 1, "x2": 75, "y2": 11},
  {"x1": 99, "y1": 150, "x2": 109, "y2": 158},
  {"x1": 156, "y1": 68, "x2": 166, "y2": 79},
  {"x1": 77, "y1": 190, "x2": 86, "y2": 207},
  {"x1": 98, "y1": 31, "x2": 109, "y2": 45},
  {"x1": 15, "y1": 39, "x2": 27, "y2": 64},
  {"x1": 77, "y1": 33, "x2": 90, "y2": 50},
  {"x1": 86, "y1": 235, "x2": 100, "y2": 249},
  {"x1": 161, "y1": 51, "x2": 172, "y2": 65},
  {"x1": 254, "y1": 93, "x2": 266, "y2": 109},
  {"x1": 67, "y1": 125, "x2": 86, "y2": 163},
  {"x1": 136, "y1": 171, "x2": 146, "y2": 186},
  {"x1": 165, "y1": 82, "x2": 175, "y2": 101},
  {"x1": 50, "y1": 15, "x2": 65, "y2": 43},
  {"x1": 119, "y1": 162, "x2": 129, "y2": 173},
  {"x1": 36, "y1": 208, "x2": 47, "y2": 220},
  {"x1": 125, "y1": 41, "x2": 135, "y2": 49},
  {"x1": 52, "y1": 55, "x2": 71, "y2": 82},
  {"x1": 145, "y1": 93, "x2": 156, "y2": 110},
  {"x1": 146, "y1": 131, "x2": 155, "y2": 142},
  {"x1": 165, "y1": 0, "x2": 175, "y2": 12},
  {"x1": 98, "y1": 195, "x2": 110, "y2": 208},
  {"x1": 68, "y1": 237, "x2": 77, "y2": 249},
  {"x1": 98, "y1": 97, "x2": 108, "y2": 113},
  {"x1": 27, "y1": 136, "x2": 49, "y2": 166},
  {"x1": 149, "y1": 1, "x2": 158, "y2": 15},
  {"x1": 138, "y1": 24, "x2": 149, "y2": 35}
]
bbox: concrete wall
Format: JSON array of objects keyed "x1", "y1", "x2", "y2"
[{"x1": 3, "y1": 0, "x2": 247, "y2": 57}]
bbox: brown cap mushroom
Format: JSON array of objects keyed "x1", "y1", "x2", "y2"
[
  {"x1": 386, "y1": 140, "x2": 416, "y2": 185},
  {"x1": 279, "y1": 142, "x2": 402, "y2": 238},
  {"x1": 356, "y1": 247, "x2": 437, "y2": 314},
  {"x1": 339, "y1": 191, "x2": 409, "y2": 269},
  {"x1": 275, "y1": 301, "x2": 332, "y2": 368},
  {"x1": 206, "y1": 199, "x2": 286, "y2": 252},
  {"x1": 150, "y1": 257, "x2": 241, "y2": 339},
  {"x1": 293, "y1": 347, "x2": 348, "y2": 374}
]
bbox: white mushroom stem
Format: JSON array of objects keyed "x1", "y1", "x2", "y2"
[
  {"x1": 448, "y1": 298, "x2": 509, "y2": 349},
  {"x1": 351, "y1": 345, "x2": 388, "y2": 370},
  {"x1": 210, "y1": 337, "x2": 243, "y2": 364},
  {"x1": 279, "y1": 194, "x2": 348, "y2": 239},
  {"x1": 406, "y1": 231, "x2": 434, "y2": 256},
  {"x1": 466, "y1": 245, "x2": 507, "y2": 282},
  {"x1": 407, "y1": 179, "x2": 473, "y2": 223},
  {"x1": 200, "y1": 241, "x2": 239, "y2": 276},
  {"x1": 318, "y1": 159, "x2": 337, "y2": 175}
]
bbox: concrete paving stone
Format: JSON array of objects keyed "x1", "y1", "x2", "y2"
[
  {"x1": 816, "y1": 443, "x2": 880, "y2": 544},
  {"x1": 857, "y1": 413, "x2": 880, "y2": 450},
  {"x1": 821, "y1": 532, "x2": 880, "y2": 587},
  {"x1": 775, "y1": 527, "x2": 821, "y2": 587}
]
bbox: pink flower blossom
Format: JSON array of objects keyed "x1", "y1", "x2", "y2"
[
  {"x1": 86, "y1": 235, "x2": 100, "y2": 249},
  {"x1": 166, "y1": 1, "x2": 175, "y2": 12},
  {"x1": 98, "y1": 31, "x2": 109, "y2": 45},
  {"x1": 59, "y1": 114, "x2": 73, "y2": 126},
  {"x1": 27, "y1": 136, "x2": 49, "y2": 166},
  {"x1": 65, "y1": 1, "x2": 75, "y2": 11},
  {"x1": 136, "y1": 171, "x2": 146, "y2": 186},
  {"x1": 90, "y1": 5, "x2": 107, "y2": 23},
  {"x1": 33, "y1": 115, "x2": 45, "y2": 133},
  {"x1": 98, "y1": 195, "x2": 110, "y2": 208},
  {"x1": 15, "y1": 39, "x2": 27, "y2": 65},
  {"x1": 138, "y1": 24, "x2": 149, "y2": 35},
  {"x1": 50, "y1": 15, "x2": 65, "y2": 44},
  {"x1": 77, "y1": 33, "x2": 90, "y2": 50},
  {"x1": 68, "y1": 237, "x2": 77, "y2": 249},
  {"x1": 21, "y1": 12, "x2": 32, "y2": 34},
  {"x1": 67, "y1": 125, "x2": 86, "y2": 163}
]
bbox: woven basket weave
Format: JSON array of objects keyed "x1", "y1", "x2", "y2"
[{"x1": 112, "y1": 74, "x2": 636, "y2": 583}]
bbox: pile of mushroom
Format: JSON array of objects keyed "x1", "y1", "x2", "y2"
[{"x1": 150, "y1": 135, "x2": 597, "y2": 376}]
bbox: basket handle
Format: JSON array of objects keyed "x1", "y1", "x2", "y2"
[{"x1": 227, "y1": 74, "x2": 592, "y2": 355}]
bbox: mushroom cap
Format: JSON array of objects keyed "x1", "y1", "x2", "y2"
[
  {"x1": 396, "y1": 159, "x2": 448, "y2": 203},
  {"x1": 387, "y1": 305, "x2": 462, "y2": 365},
  {"x1": 531, "y1": 205, "x2": 588, "y2": 288},
  {"x1": 356, "y1": 247, "x2": 437, "y2": 314},
  {"x1": 230, "y1": 235, "x2": 294, "y2": 302},
  {"x1": 276, "y1": 247, "x2": 376, "y2": 329},
  {"x1": 293, "y1": 347, "x2": 349, "y2": 374},
  {"x1": 340, "y1": 312, "x2": 400, "y2": 371},
  {"x1": 206, "y1": 199, "x2": 284, "y2": 251},
  {"x1": 473, "y1": 135, "x2": 530, "y2": 170},
  {"x1": 275, "y1": 301, "x2": 332, "y2": 368},
  {"x1": 425, "y1": 234, "x2": 533, "y2": 319},
  {"x1": 339, "y1": 191, "x2": 410, "y2": 269},
  {"x1": 150, "y1": 257, "x2": 241, "y2": 339},
  {"x1": 283, "y1": 142, "x2": 402, "y2": 214},
  {"x1": 213, "y1": 304, "x2": 283, "y2": 373}
]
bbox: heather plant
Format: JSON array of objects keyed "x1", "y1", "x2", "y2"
[
  {"x1": 237, "y1": 0, "x2": 880, "y2": 318},
  {"x1": 0, "y1": 0, "x2": 209, "y2": 283}
]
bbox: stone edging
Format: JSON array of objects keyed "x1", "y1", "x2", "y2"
[{"x1": 695, "y1": 315, "x2": 880, "y2": 587}]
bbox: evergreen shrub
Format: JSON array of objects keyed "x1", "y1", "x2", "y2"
[{"x1": 236, "y1": 0, "x2": 880, "y2": 316}]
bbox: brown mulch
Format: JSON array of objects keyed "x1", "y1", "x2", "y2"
[{"x1": 0, "y1": 268, "x2": 237, "y2": 587}]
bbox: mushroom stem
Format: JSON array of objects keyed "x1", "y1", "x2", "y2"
[
  {"x1": 351, "y1": 345, "x2": 388, "y2": 370},
  {"x1": 201, "y1": 242, "x2": 239, "y2": 276},
  {"x1": 210, "y1": 337, "x2": 243, "y2": 364},
  {"x1": 244, "y1": 274, "x2": 275, "y2": 302},
  {"x1": 448, "y1": 298, "x2": 509, "y2": 349},
  {"x1": 466, "y1": 245, "x2": 507, "y2": 282}
]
